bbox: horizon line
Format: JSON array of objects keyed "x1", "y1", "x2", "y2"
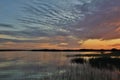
[{"x1": 0, "y1": 48, "x2": 119, "y2": 51}]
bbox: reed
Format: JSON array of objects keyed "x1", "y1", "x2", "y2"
[{"x1": 41, "y1": 64, "x2": 120, "y2": 80}]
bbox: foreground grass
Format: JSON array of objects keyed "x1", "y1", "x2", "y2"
[
  {"x1": 10, "y1": 64, "x2": 120, "y2": 80},
  {"x1": 41, "y1": 64, "x2": 120, "y2": 80}
]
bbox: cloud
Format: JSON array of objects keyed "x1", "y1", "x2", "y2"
[
  {"x1": 0, "y1": 23, "x2": 14, "y2": 28},
  {"x1": 0, "y1": 38, "x2": 39, "y2": 43},
  {"x1": 19, "y1": 0, "x2": 120, "y2": 40},
  {"x1": 59, "y1": 43, "x2": 68, "y2": 46},
  {"x1": 80, "y1": 38, "x2": 120, "y2": 49},
  {"x1": 0, "y1": 27, "x2": 70, "y2": 38},
  {"x1": 0, "y1": 0, "x2": 120, "y2": 49},
  {"x1": 0, "y1": 23, "x2": 15, "y2": 31},
  {"x1": 17, "y1": 0, "x2": 96, "y2": 37},
  {"x1": 70, "y1": 0, "x2": 120, "y2": 40},
  {"x1": 111, "y1": 44, "x2": 120, "y2": 47}
]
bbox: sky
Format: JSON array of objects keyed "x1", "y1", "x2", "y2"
[{"x1": 0, "y1": 0, "x2": 120, "y2": 49}]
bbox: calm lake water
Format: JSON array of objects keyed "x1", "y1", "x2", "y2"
[{"x1": 0, "y1": 51, "x2": 120, "y2": 80}]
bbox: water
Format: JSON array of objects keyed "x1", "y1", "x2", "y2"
[{"x1": 0, "y1": 51, "x2": 120, "y2": 80}]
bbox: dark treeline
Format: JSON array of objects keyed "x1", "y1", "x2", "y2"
[{"x1": 0, "y1": 48, "x2": 120, "y2": 52}]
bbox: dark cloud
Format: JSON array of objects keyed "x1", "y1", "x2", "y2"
[
  {"x1": 0, "y1": 23, "x2": 15, "y2": 28},
  {"x1": 0, "y1": 27, "x2": 69, "y2": 38},
  {"x1": 70, "y1": 0, "x2": 120, "y2": 40},
  {"x1": 0, "y1": 38, "x2": 40, "y2": 43}
]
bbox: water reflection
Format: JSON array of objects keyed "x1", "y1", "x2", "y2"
[
  {"x1": 0, "y1": 51, "x2": 70, "y2": 80},
  {"x1": 0, "y1": 51, "x2": 120, "y2": 80}
]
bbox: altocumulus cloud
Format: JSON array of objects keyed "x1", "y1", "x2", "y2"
[
  {"x1": 0, "y1": 0, "x2": 120, "y2": 43},
  {"x1": 18, "y1": 0, "x2": 120, "y2": 40},
  {"x1": 18, "y1": 0, "x2": 95, "y2": 37},
  {"x1": 69, "y1": 0, "x2": 120, "y2": 40}
]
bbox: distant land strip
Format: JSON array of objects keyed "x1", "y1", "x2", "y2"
[{"x1": 0, "y1": 49, "x2": 120, "y2": 52}]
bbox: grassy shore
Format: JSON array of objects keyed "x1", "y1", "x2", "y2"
[
  {"x1": 42, "y1": 64, "x2": 120, "y2": 80},
  {"x1": 66, "y1": 51, "x2": 120, "y2": 57}
]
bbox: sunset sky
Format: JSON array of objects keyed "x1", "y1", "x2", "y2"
[{"x1": 0, "y1": 0, "x2": 120, "y2": 49}]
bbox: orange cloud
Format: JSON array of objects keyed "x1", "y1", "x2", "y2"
[
  {"x1": 80, "y1": 39, "x2": 120, "y2": 49},
  {"x1": 110, "y1": 44, "x2": 120, "y2": 47},
  {"x1": 0, "y1": 42, "x2": 67, "y2": 49},
  {"x1": 0, "y1": 38, "x2": 120, "y2": 49}
]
